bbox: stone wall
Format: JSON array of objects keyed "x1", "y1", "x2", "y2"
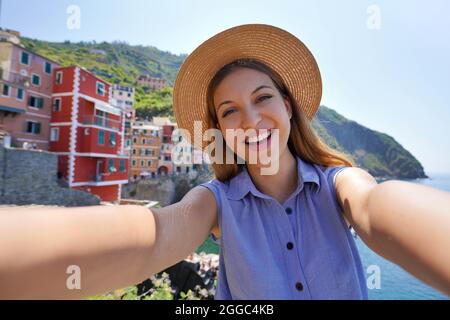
[
  {"x1": 0, "y1": 145, "x2": 100, "y2": 207},
  {"x1": 121, "y1": 170, "x2": 214, "y2": 207}
]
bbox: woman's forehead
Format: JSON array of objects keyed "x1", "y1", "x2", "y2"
[{"x1": 213, "y1": 68, "x2": 275, "y2": 99}]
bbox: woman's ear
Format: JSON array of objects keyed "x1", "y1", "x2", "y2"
[{"x1": 284, "y1": 97, "x2": 293, "y2": 119}]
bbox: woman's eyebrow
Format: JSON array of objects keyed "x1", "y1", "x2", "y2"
[
  {"x1": 251, "y1": 85, "x2": 273, "y2": 95},
  {"x1": 217, "y1": 85, "x2": 273, "y2": 111},
  {"x1": 217, "y1": 100, "x2": 233, "y2": 111}
]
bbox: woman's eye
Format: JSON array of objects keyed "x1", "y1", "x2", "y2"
[
  {"x1": 222, "y1": 109, "x2": 235, "y2": 118},
  {"x1": 257, "y1": 95, "x2": 272, "y2": 102}
]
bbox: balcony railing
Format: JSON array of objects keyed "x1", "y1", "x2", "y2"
[
  {"x1": 0, "y1": 68, "x2": 30, "y2": 86},
  {"x1": 82, "y1": 115, "x2": 121, "y2": 130}
]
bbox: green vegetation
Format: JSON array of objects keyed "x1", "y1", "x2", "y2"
[
  {"x1": 313, "y1": 105, "x2": 427, "y2": 179},
  {"x1": 21, "y1": 38, "x2": 185, "y2": 85},
  {"x1": 21, "y1": 38, "x2": 181, "y2": 122},
  {"x1": 87, "y1": 272, "x2": 211, "y2": 300}
]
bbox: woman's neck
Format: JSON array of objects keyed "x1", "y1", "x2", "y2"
[{"x1": 245, "y1": 149, "x2": 299, "y2": 204}]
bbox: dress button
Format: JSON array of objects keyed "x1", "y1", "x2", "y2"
[
  {"x1": 286, "y1": 242, "x2": 294, "y2": 250},
  {"x1": 295, "y1": 282, "x2": 304, "y2": 291},
  {"x1": 285, "y1": 207, "x2": 292, "y2": 214}
]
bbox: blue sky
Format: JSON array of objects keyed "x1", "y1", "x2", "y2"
[{"x1": 3, "y1": 0, "x2": 450, "y2": 173}]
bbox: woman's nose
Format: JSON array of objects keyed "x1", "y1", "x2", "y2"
[{"x1": 241, "y1": 105, "x2": 262, "y2": 129}]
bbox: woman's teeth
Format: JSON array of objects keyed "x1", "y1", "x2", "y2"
[{"x1": 245, "y1": 130, "x2": 272, "y2": 144}]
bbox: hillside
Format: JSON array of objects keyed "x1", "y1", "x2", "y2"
[
  {"x1": 313, "y1": 106, "x2": 427, "y2": 179},
  {"x1": 21, "y1": 38, "x2": 427, "y2": 179}
]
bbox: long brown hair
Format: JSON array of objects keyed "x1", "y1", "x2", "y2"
[{"x1": 206, "y1": 59, "x2": 354, "y2": 182}]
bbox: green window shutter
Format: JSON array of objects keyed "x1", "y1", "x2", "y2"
[
  {"x1": 45, "y1": 62, "x2": 52, "y2": 74},
  {"x1": 38, "y1": 98, "x2": 44, "y2": 109},
  {"x1": 109, "y1": 132, "x2": 116, "y2": 146},
  {"x1": 2, "y1": 84, "x2": 9, "y2": 96},
  {"x1": 108, "y1": 159, "x2": 115, "y2": 173},
  {"x1": 17, "y1": 88, "x2": 24, "y2": 100},
  {"x1": 32, "y1": 74, "x2": 40, "y2": 86},
  {"x1": 119, "y1": 160, "x2": 125, "y2": 172},
  {"x1": 98, "y1": 130, "x2": 105, "y2": 145},
  {"x1": 21, "y1": 52, "x2": 29, "y2": 64}
]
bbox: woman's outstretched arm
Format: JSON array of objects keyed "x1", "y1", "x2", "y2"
[
  {"x1": 0, "y1": 186, "x2": 217, "y2": 299},
  {"x1": 335, "y1": 167, "x2": 450, "y2": 296}
]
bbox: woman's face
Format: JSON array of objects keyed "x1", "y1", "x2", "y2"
[{"x1": 213, "y1": 67, "x2": 292, "y2": 167}]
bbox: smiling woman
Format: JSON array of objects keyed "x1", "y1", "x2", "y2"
[
  {"x1": 0, "y1": 23, "x2": 449, "y2": 300},
  {"x1": 203, "y1": 58, "x2": 353, "y2": 182}
]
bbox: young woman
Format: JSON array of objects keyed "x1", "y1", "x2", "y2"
[{"x1": 0, "y1": 24, "x2": 449, "y2": 299}]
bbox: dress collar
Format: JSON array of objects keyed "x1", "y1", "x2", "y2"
[{"x1": 227, "y1": 156, "x2": 321, "y2": 201}]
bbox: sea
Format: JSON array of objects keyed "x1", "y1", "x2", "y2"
[{"x1": 355, "y1": 172, "x2": 450, "y2": 300}]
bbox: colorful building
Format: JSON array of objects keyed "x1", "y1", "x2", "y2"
[
  {"x1": 112, "y1": 84, "x2": 134, "y2": 111},
  {"x1": 49, "y1": 66, "x2": 128, "y2": 202},
  {"x1": 0, "y1": 35, "x2": 60, "y2": 150},
  {"x1": 153, "y1": 117, "x2": 175, "y2": 175},
  {"x1": 129, "y1": 121, "x2": 162, "y2": 179},
  {"x1": 112, "y1": 84, "x2": 135, "y2": 174},
  {"x1": 136, "y1": 75, "x2": 168, "y2": 91}
]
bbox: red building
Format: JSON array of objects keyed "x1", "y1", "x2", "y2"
[{"x1": 49, "y1": 66, "x2": 128, "y2": 202}]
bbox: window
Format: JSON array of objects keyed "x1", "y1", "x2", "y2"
[
  {"x1": 31, "y1": 74, "x2": 41, "y2": 86},
  {"x1": 21, "y1": 51, "x2": 29, "y2": 65},
  {"x1": 109, "y1": 132, "x2": 116, "y2": 146},
  {"x1": 141, "y1": 160, "x2": 144, "y2": 166},
  {"x1": 95, "y1": 109, "x2": 105, "y2": 126},
  {"x1": 98, "y1": 130, "x2": 105, "y2": 145},
  {"x1": 44, "y1": 62, "x2": 52, "y2": 74},
  {"x1": 2, "y1": 84, "x2": 9, "y2": 96},
  {"x1": 133, "y1": 137, "x2": 137, "y2": 144},
  {"x1": 50, "y1": 128, "x2": 59, "y2": 141},
  {"x1": 26, "y1": 121, "x2": 41, "y2": 134},
  {"x1": 56, "y1": 71, "x2": 63, "y2": 84},
  {"x1": 28, "y1": 96, "x2": 44, "y2": 109},
  {"x1": 53, "y1": 98, "x2": 61, "y2": 111},
  {"x1": 132, "y1": 160, "x2": 136, "y2": 166},
  {"x1": 96, "y1": 81, "x2": 105, "y2": 96},
  {"x1": 108, "y1": 159, "x2": 116, "y2": 173},
  {"x1": 16, "y1": 88, "x2": 24, "y2": 100},
  {"x1": 132, "y1": 148, "x2": 136, "y2": 155},
  {"x1": 126, "y1": 139, "x2": 131, "y2": 147},
  {"x1": 147, "y1": 160, "x2": 152, "y2": 167},
  {"x1": 140, "y1": 149, "x2": 145, "y2": 156},
  {"x1": 142, "y1": 138, "x2": 146, "y2": 144},
  {"x1": 119, "y1": 160, "x2": 125, "y2": 172}
]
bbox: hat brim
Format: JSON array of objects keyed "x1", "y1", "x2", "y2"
[{"x1": 173, "y1": 24, "x2": 322, "y2": 150}]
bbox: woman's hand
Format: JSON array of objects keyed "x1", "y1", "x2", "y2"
[{"x1": 336, "y1": 167, "x2": 450, "y2": 296}]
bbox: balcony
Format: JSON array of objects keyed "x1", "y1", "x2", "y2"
[
  {"x1": 82, "y1": 115, "x2": 121, "y2": 131},
  {"x1": 0, "y1": 68, "x2": 30, "y2": 87}
]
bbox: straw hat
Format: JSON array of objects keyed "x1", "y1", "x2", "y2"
[{"x1": 173, "y1": 24, "x2": 322, "y2": 150}]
